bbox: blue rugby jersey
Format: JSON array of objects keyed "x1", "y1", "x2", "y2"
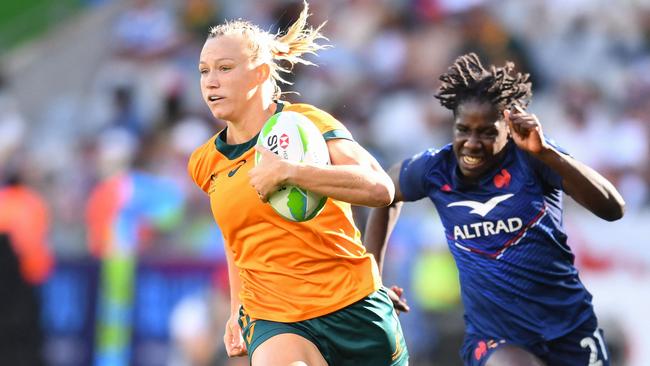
[{"x1": 399, "y1": 141, "x2": 595, "y2": 344}]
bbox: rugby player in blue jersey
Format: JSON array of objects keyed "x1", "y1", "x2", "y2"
[{"x1": 366, "y1": 53, "x2": 625, "y2": 366}]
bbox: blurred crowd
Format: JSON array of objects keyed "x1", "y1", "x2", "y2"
[{"x1": 1, "y1": 0, "x2": 650, "y2": 365}]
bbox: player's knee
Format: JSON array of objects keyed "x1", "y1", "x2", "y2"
[{"x1": 485, "y1": 345, "x2": 546, "y2": 366}]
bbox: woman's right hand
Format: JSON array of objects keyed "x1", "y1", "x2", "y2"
[{"x1": 224, "y1": 314, "x2": 248, "y2": 357}]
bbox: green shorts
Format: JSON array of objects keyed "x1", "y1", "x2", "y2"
[{"x1": 238, "y1": 287, "x2": 409, "y2": 365}]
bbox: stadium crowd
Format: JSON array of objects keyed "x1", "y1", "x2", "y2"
[{"x1": 1, "y1": 0, "x2": 649, "y2": 365}]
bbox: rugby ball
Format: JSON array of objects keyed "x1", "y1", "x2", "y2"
[{"x1": 256, "y1": 111, "x2": 330, "y2": 222}]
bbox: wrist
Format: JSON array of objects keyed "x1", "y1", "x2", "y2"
[
  {"x1": 230, "y1": 301, "x2": 241, "y2": 317},
  {"x1": 533, "y1": 143, "x2": 556, "y2": 162},
  {"x1": 282, "y1": 160, "x2": 301, "y2": 185},
  {"x1": 230, "y1": 309, "x2": 239, "y2": 320}
]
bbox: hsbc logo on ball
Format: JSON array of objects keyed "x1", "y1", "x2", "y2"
[
  {"x1": 266, "y1": 134, "x2": 288, "y2": 160},
  {"x1": 279, "y1": 133, "x2": 290, "y2": 149}
]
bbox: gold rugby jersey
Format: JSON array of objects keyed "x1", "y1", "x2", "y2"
[{"x1": 188, "y1": 102, "x2": 381, "y2": 322}]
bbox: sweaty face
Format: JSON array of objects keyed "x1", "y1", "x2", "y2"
[
  {"x1": 452, "y1": 101, "x2": 509, "y2": 181},
  {"x1": 199, "y1": 35, "x2": 262, "y2": 121}
]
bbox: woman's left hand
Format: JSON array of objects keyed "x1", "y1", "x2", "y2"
[
  {"x1": 504, "y1": 106, "x2": 548, "y2": 155},
  {"x1": 386, "y1": 285, "x2": 410, "y2": 315},
  {"x1": 248, "y1": 146, "x2": 293, "y2": 202}
]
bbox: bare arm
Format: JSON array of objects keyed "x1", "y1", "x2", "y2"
[
  {"x1": 534, "y1": 146, "x2": 625, "y2": 221},
  {"x1": 364, "y1": 162, "x2": 410, "y2": 313},
  {"x1": 223, "y1": 244, "x2": 247, "y2": 357},
  {"x1": 224, "y1": 246, "x2": 242, "y2": 317},
  {"x1": 250, "y1": 138, "x2": 394, "y2": 207},
  {"x1": 364, "y1": 163, "x2": 404, "y2": 274},
  {"x1": 505, "y1": 108, "x2": 625, "y2": 221}
]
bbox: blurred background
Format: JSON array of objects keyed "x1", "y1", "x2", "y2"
[{"x1": 0, "y1": 0, "x2": 649, "y2": 365}]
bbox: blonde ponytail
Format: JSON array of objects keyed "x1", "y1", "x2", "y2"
[
  {"x1": 268, "y1": 1, "x2": 329, "y2": 96},
  {"x1": 208, "y1": 1, "x2": 330, "y2": 99}
]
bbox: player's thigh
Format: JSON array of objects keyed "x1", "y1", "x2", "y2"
[
  {"x1": 485, "y1": 345, "x2": 546, "y2": 366},
  {"x1": 314, "y1": 287, "x2": 408, "y2": 366},
  {"x1": 251, "y1": 333, "x2": 328, "y2": 366}
]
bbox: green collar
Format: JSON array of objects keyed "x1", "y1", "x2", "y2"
[{"x1": 214, "y1": 102, "x2": 284, "y2": 160}]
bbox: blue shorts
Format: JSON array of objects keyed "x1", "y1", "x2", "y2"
[{"x1": 461, "y1": 317, "x2": 609, "y2": 366}]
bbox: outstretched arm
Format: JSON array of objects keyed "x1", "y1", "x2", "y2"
[
  {"x1": 364, "y1": 163, "x2": 410, "y2": 313},
  {"x1": 505, "y1": 107, "x2": 625, "y2": 221},
  {"x1": 250, "y1": 138, "x2": 394, "y2": 207},
  {"x1": 365, "y1": 163, "x2": 404, "y2": 274}
]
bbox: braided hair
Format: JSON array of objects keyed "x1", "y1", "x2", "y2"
[{"x1": 435, "y1": 53, "x2": 532, "y2": 114}]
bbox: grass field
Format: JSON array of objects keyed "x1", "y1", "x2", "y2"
[{"x1": 0, "y1": 0, "x2": 82, "y2": 51}]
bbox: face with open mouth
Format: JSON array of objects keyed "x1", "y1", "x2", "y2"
[
  {"x1": 198, "y1": 34, "x2": 261, "y2": 122},
  {"x1": 452, "y1": 100, "x2": 509, "y2": 181}
]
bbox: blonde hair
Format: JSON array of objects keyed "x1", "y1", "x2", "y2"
[{"x1": 208, "y1": 1, "x2": 330, "y2": 99}]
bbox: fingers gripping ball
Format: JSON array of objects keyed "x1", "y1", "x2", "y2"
[{"x1": 256, "y1": 111, "x2": 330, "y2": 221}]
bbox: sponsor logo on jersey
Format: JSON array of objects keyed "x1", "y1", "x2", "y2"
[
  {"x1": 447, "y1": 193, "x2": 513, "y2": 217},
  {"x1": 452, "y1": 205, "x2": 547, "y2": 259},
  {"x1": 493, "y1": 169, "x2": 511, "y2": 188},
  {"x1": 448, "y1": 194, "x2": 520, "y2": 240},
  {"x1": 228, "y1": 159, "x2": 247, "y2": 177},
  {"x1": 453, "y1": 217, "x2": 523, "y2": 240}
]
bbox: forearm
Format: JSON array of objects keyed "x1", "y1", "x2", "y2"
[
  {"x1": 364, "y1": 201, "x2": 403, "y2": 274},
  {"x1": 225, "y1": 248, "x2": 242, "y2": 315},
  {"x1": 286, "y1": 162, "x2": 394, "y2": 207},
  {"x1": 534, "y1": 146, "x2": 625, "y2": 221}
]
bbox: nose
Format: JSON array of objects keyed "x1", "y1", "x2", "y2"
[
  {"x1": 203, "y1": 71, "x2": 220, "y2": 88},
  {"x1": 464, "y1": 133, "x2": 482, "y2": 150}
]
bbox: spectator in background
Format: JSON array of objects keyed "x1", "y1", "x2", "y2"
[
  {"x1": 101, "y1": 0, "x2": 188, "y2": 138},
  {"x1": 0, "y1": 233, "x2": 44, "y2": 366},
  {"x1": 86, "y1": 127, "x2": 185, "y2": 365},
  {"x1": 3, "y1": 0, "x2": 649, "y2": 364},
  {"x1": 181, "y1": 0, "x2": 222, "y2": 41},
  {"x1": 108, "y1": 85, "x2": 144, "y2": 137},
  {"x1": 0, "y1": 168, "x2": 53, "y2": 285},
  {"x1": 456, "y1": 6, "x2": 540, "y2": 89},
  {"x1": 113, "y1": 0, "x2": 183, "y2": 61},
  {"x1": 0, "y1": 165, "x2": 53, "y2": 366}
]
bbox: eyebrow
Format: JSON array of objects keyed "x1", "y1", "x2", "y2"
[
  {"x1": 454, "y1": 122, "x2": 498, "y2": 131},
  {"x1": 199, "y1": 57, "x2": 235, "y2": 65}
]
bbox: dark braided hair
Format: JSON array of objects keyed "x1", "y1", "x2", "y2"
[{"x1": 435, "y1": 53, "x2": 532, "y2": 114}]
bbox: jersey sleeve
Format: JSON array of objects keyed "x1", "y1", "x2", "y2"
[
  {"x1": 187, "y1": 141, "x2": 213, "y2": 194},
  {"x1": 526, "y1": 138, "x2": 568, "y2": 189},
  {"x1": 399, "y1": 148, "x2": 438, "y2": 201},
  {"x1": 285, "y1": 103, "x2": 354, "y2": 141}
]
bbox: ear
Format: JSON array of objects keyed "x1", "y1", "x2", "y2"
[{"x1": 255, "y1": 63, "x2": 271, "y2": 84}]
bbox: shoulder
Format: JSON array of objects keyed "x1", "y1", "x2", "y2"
[
  {"x1": 399, "y1": 144, "x2": 453, "y2": 200},
  {"x1": 283, "y1": 102, "x2": 351, "y2": 139},
  {"x1": 404, "y1": 144, "x2": 453, "y2": 170},
  {"x1": 188, "y1": 133, "x2": 222, "y2": 192},
  {"x1": 283, "y1": 102, "x2": 335, "y2": 121},
  {"x1": 188, "y1": 134, "x2": 219, "y2": 168}
]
